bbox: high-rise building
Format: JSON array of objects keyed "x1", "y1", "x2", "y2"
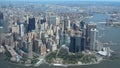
[
  {"x1": 27, "y1": 42, "x2": 33, "y2": 59},
  {"x1": 47, "y1": 16, "x2": 60, "y2": 26},
  {"x1": 0, "y1": 12, "x2": 3, "y2": 27},
  {"x1": 0, "y1": 12, "x2": 3, "y2": 20},
  {"x1": 40, "y1": 44, "x2": 46, "y2": 55},
  {"x1": 0, "y1": 27, "x2": 4, "y2": 45},
  {"x1": 81, "y1": 37, "x2": 86, "y2": 51},
  {"x1": 59, "y1": 31, "x2": 70, "y2": 47},
  {"x1": 51, "y1": 42, "x2": 57, "y2": 52},
  {"x1": 56, "y1": 27, "x2": 60, "y2": 45},
  {"x1": 72, "y1": 23, "x2": 80, "y2": 30},
  {"x1": 33, "y1": 39, "x2": 42, "y2": 54},
  {"x1": 33, "y1": 39, "x2": 39, "y2": 54},
  {"x1": 19, "y1": 23, "x2": 24, "y2": 37},
  {"x1": 12, "y1": 25, "x2": 20, "y2": 34},
  {"x1": 69, "y1": 30, "x2": 82, "y2": 53},
  {"x1": 80, "y1": 21, "x2": 85, "y2": 29},
  {"x1": 27, "y1": 18, "x2": 35, "y2": 32},
  {"x1": 90, "y1": 28, "x2": 98, "y2": 50},
  {"x1": 40, "y1": 19, "x2": 46, "y2": 24},
  {"x1": 63, "y1": 16, "x2": 71, "y2": 31},
  {"x1": 86, "y1": 23, "x2": 97, "y2": 49}
]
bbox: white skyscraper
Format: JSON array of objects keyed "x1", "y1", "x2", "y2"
[
  {"x1": 90, "y1": 28, "x2": 98, "y2": 50},
  {"x1": 20, "y1": 24, "x2": 24, "y2": 37}
]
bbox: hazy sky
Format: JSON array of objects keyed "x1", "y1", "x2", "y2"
[{"x1": 1, "y1": 0, "x2": 120, "y2": 2}]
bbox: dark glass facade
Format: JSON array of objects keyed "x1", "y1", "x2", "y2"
[
  {"x1": 27, "y1": 18, "x2": 35, "y2": 32},
  {"x1": 0, "y1": 12, "x2": 3, "y2": 20},
  {"x1": 69, "y1": 36, "x2": 81, "y2": 53},
  {"x1": 80, "y1": 21, "x2": 85, "y2": 29}
]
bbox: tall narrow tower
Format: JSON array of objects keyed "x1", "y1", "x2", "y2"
[
  {"x1": 20, "y1": 23, "x2": 24, "y2": 37},
  {"x1": 90, "y1": 28, "x2": 98, "y2": 50}
]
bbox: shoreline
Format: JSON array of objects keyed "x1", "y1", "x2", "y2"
[
  {"x1": 1, "y1": 51, "x2": 109, "y2": 67},
  {"x1": 0, "y1": 53, "x2": 33, "y2": 67},
  {"x1": 6, "y1": 58, "x2": 104, "y2": 67},
  {"x1": 45, "y1": 58, "x2": 105, "y2": 67},
  {"x1": 6, "y1": 60, "x2": 33, "y2": 67}
]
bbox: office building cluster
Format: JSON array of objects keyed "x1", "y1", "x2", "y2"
[
  {"x1": 5, "y1": 15, "x2": 101, "y2": 57},
  {"x1": 0, "y1": 4, "x2": 103, "y2": 62}
]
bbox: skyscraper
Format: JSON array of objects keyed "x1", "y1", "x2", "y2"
[
  {"x1": 0, "y1": 12, "x2": 3, "y2": 20},
  {"x1": 0, "y1": 27, "x2": 4, "y2": 45},
  {"x1": 86, "y1": 23, "x2": 97, "y2": 49},
  {"x1": 27, "y1": 18, "x2": 35, "y2": 32},
  {"x1": 47, "y1": 16, "x2": 60, "y2": 26},
  {"x1": 27, "y1": 32, "x2": 33, "y2": 59},
  {"x1": 81, "y1": 37, "x2": 86, "y2": 51},
  {"x1": 0, "y1": 12, "x2": 3, "y2": 29},
  {"x1": 27, "y1": 42, "x2": 33, "y2": 59},
  {"x1": 63, "y1": 16, "x2": 71, "y2": 31},
  {"x1": 33, "y1": 39, "x2": 39, "y2": 54},
  {"x1": 80, "y1": 21, "x2": 85, "y2": 29},
  {"x1": 90, "y1": 28, "x2": 98, "y2": 51},
  {"x1": 69, "y1": 30, "x2": 82, "y2": 53},
  {"x1": 20, "y1": 23, "x2": 24, "y2": 37}
]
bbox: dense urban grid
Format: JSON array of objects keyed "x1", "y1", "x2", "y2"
[{"x1": 0, "y1": 1, "x2": 119, "y2": 67}]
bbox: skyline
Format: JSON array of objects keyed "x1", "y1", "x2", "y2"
[{"x1": 0, "y1": 0, "x2": 120, "y2": 68}]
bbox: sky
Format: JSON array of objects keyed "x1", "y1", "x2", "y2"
[{"x1": 0, "y1": 0, "x2": 120, "y2": 2}]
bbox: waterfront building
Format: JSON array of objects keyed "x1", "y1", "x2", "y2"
[
  {"x1": 96, "y1": 41, "x2": 103, "y2": 51},
  {"x1": 86, "y1": 23, "x2": 97, "y2": 49},
  {"x1": 90, "y1": 28, "x2": 98, "y2": 51},
  {"x1": 69, "y1": 30, "x2": 82, "y2": 53}
]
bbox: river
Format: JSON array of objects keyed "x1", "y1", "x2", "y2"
[{"x1": 0, "y1": 13, "x2": 120, "y2": 68}]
